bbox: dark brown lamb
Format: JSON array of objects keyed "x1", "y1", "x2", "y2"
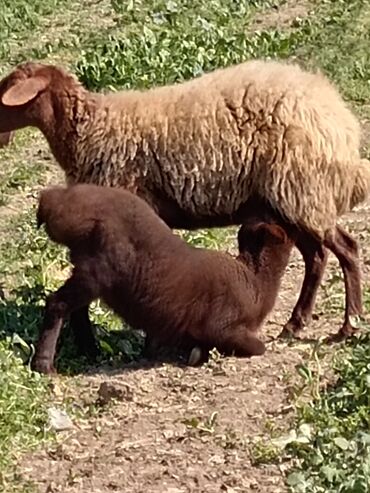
[{"x1": 33, "y1": 184, "x2": 294, "y2": 374}]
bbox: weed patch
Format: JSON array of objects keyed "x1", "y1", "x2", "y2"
[
  {"x1": 75, "y1": 0, "x2": 312, "y2": 90},
  {"x1": 0, "y1": 341, "x2": 50, "y2": 491},
  {"x1": 283, "y1": 325, "x2": 370, "y2": 493}
]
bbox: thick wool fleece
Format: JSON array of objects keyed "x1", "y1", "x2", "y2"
[{"x1": 2, "y1": 59, "x2": 370, "y2": 238}]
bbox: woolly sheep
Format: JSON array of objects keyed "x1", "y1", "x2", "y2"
[
  {"x1": 0, "y1": 59, "x2": 369, "y2": 345},
  {"x1": 33, "y1": 184, "x2": 294, "y2": 374}
]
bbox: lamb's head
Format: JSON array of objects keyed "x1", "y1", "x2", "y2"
[
  {"x1": 237, "y1": 221, "x2": 293, "y2": 270},
  {"x1": 0, "y1": 62, "x2": 83, "y2": 141},
  {"x1": 37, "y1": 185, "x2": 101, "y2": 250}
]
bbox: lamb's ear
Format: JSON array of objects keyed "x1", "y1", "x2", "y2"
[
  {"x1": 1, "y1": 76, "x2": 49, "y2": 107},
  {"x1": 260, "y1": 224, "x2": 288, "y2": 244}
]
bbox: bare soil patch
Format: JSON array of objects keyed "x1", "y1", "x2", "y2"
[{"x1": 251, "y1": 0, "x2": 313, "y2": 32}]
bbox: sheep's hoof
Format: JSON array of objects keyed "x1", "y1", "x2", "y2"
[
  {"x1": 279, "y1": 321, "x2": 303, "y2": 339},
  {"x1": 278, "y1": 327, "x2": 298, "y2": 339},
  {"x1": 325, "y1": 328, "x2": 357, "y2": 345},
  {"x1": 188, "y1": 346, "x2": 203, "y2": 366}
]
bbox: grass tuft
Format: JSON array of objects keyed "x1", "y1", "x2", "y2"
[
  {"x1": 284, "y1": 323, "x2": 370, "y2": 493},
  {"x1": 0, "y1": 341, "x2": 50, "y2": 490}
]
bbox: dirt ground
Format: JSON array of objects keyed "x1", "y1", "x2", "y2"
[
  {"x1": 17, "y1": 195, "x2": 370, "y2": 493},
  {"x1": 251, "y1": 0, "x2": 312, "y2": 31}
]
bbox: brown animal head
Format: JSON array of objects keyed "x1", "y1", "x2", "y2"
[
  {"x1": 37, "y1": 185, "x2": 101, "y2": 249},
  {"x1": 0, "y1": 62, "x2": 82, "y2": 137},
  {"x1": 238, "y1": 221, "x2": 288, "y2": 250},
  {"x1": 237, "y1": 220, "x2": 293, "y2": 271}
]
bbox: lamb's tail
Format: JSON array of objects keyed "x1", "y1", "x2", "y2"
[{"x1": 350, "y1": 158, "x2": 370, "y2": 209}]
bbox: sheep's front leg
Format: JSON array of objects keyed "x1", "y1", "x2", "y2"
[
  {"x1": 280, "y1": 232, "x2": 328, "y2": 337},
  {"x1": 323, "y1": 225, "x2": 363, "y2": 341},
  {"x1": 32, "y1": 272, "x2": 97, "y2": 374}
]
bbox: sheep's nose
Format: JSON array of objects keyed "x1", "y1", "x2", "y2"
[{"x1": 0, "y1": 131, "x2": 13, "y2": 148}]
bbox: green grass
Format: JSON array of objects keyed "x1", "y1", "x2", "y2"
[
  {"x1": 75, "y1": 0, "x2": 299, "y2": 90},
  {"x1": 294, "y1": 0, "x2": 370, "y2": 108},
  {"x1": 284, "y1": 323, "x2": 370, "y2": 493},
  {"x1": 0, "y1": 0, "x2": 370, "y2": 490},
  {"x1": 254, "y1": 295, "x2": 370, "y2": 493},
  {"x1": 0, "y1": 0, "x2": 68, "y2": 63},
  {"x1": 0, "y1": 341, "x2": 49, "y2": 491}
]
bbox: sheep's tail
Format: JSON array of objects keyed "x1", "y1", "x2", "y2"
[{"x1": 350, "y1": 158, "x2": 370, "y2": 209}]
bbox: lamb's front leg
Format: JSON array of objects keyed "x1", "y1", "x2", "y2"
[{"x1": 32, "y1": 272, "x2": 98, "y2": 374}]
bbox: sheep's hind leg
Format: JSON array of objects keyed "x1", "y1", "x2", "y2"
[
  {"x1": 323, "y1": 225, "x2": 363, "y2": 341},
  {"x1": 32, "y1": 273, "x2": 97, "y2": 374},
  {"x1": 280, "y1": 232, "x2": 328, "y2": 338},
  {"x1": 69, "y1": 306, "x2": 100, "y2": 361}
]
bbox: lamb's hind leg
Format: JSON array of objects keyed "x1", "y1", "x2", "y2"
[
  {"x1": 220, "y1": 331, "x2": 266, "y2": 357},
  {"x1": 69, "y1": 306, "x2": 100, "y2": 361},
  {"x1": 323, "y1": 225, "x2": 363, "y2": 341},
  {"x1": 210, "y1": 327, "x2": 266, "y2": 359},
  {"x1": 32, "y1": 271, "x2": 97, "y2": 374},
  {"x1": 280, "y1": 231, "x2": 328, "y2": 337},
  {"x1": 188, "y1": 329, "x2": 265, "y2": 366}
]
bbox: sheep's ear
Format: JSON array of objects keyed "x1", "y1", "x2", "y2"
[{"x1": 1, "y1": 76, "x2": 49, "y2": 107}]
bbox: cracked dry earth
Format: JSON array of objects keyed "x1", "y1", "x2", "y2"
[{"x1": 19, "y1": 199, "x2": 370, "y2": 493}]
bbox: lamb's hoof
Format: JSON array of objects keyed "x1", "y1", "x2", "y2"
[
  {"x1": 31, "y1": 357, "x2": 56, "y2": 375},
  {"x1": 188, "y1": 347, "x2": 203, "y2": 366}
]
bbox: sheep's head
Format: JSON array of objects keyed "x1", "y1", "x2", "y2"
[
  {"x1": 0, "y1": 61, "x2": 82, "y2": 139},
  {"x1": 37, "y1": 185, "x2": 100, "y2": 250}
]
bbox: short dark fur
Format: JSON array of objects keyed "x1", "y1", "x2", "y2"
[{"x1": 33, "y1": 184, "x2": 293, "y2": 374}]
